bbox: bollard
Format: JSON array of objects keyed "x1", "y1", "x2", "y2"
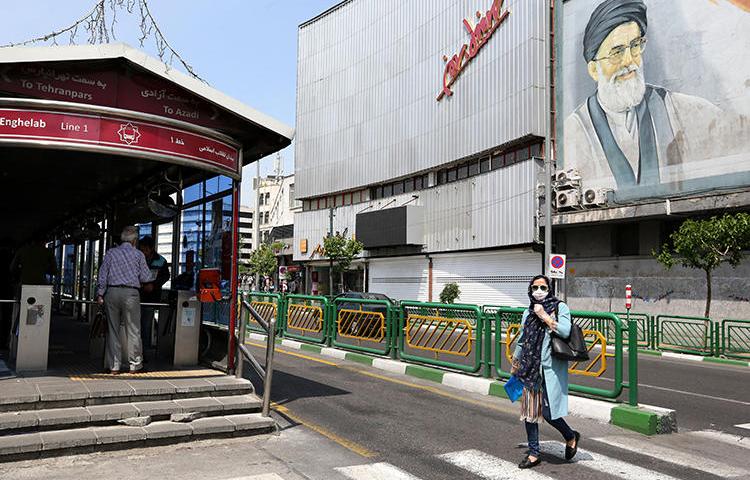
[{"x1": 627, "y1": 311, "x2": 639, "y2": 406}]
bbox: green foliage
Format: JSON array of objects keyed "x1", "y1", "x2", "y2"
[
  {"x1": 439, "y1": 282, "x2": 461, "y2": 304},
  {"x1": 653, "y1": 212, "x2": 750, "y2": 316},
  {"x1": 322, "y1": 233, "x2": 363, "y2": 273},
  {"x1": 248, "y1": 243, "x2": 278, "y2": 278}
]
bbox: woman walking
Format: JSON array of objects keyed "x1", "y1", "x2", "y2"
[{"x1": 511, "y1": 275, "x2": 580, "y2": 469}]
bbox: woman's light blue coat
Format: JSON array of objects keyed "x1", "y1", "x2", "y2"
[{"x1": 512, "y1": 302, "x2": 572, "y2": 420}]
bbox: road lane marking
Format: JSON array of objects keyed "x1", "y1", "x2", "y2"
[
  {"x1": 225, "y1": 475, "x2": 287, "y2": 480},
  {"x1": 272, "y1": 403, "x2": 376, "y2": 458},
  {"x1": 336, "y1": 462, "x2": 422, "y2": 480},
  {"x1": 247, "y1": 342, "x2": 338, "y2": 366},
  {"x1": 439, "y1": 449, "x2": 555, "y2": 479},
  {"x1": 689, "y1": 430, "x2": 750, "y2": 450},
  {"x1": 538, "y1": 441, "x2": 681, "y2": 480},
  {"x1": 592, "y1": 436, "x2": 750, "y2": 478},
  {"x1": 593, "y1": 376, "x2": 750, "y2": 406},
  {"x1": 735, "y1": 423, "x2": 750, "y2": 430}
]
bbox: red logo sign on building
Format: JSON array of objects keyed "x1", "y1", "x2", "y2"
[
  {"x1": 117, "y1": 122, "x2": 141, "y2": 145},
  {"x1": 437, "y1": 0, "x2": 510, "y2": 101}
]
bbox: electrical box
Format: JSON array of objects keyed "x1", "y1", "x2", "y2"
[{"x1": 198, "y1": 268, "x2": 222, "y2": 303}]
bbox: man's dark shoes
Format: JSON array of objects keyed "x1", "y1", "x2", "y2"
[
  {"x1": 565, "y1": 431, "x2": 580, "y2": 460},
  {"x1": 518, "y1": 455, "x2": 542, "y2": 469}
]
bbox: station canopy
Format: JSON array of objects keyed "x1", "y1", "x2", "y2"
[{"x1": 0, "y1": 43, "x2": 293, "y2": 244}]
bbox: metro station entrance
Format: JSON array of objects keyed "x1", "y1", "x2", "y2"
[{"x1": 0, "y1": 43, "x2": 292, "y2": 376}]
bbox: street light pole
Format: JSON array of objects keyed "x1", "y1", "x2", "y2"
[
  {"x1": 544, "y1": 0, "x2": 553, "y2": 276},
  {"x1": 254, "y1": 158, "x2": 261, "y2": 291},
  {"x1": 328, "y1": 206, "x2": 335, "y2": 295}
]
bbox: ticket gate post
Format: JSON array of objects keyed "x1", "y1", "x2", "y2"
[
  {"x1": 11, "y1": 285, "x2": 52, "y2": 372},
  {"x1": 173, "y1": 290, "x2": 200, "y2": 367}
]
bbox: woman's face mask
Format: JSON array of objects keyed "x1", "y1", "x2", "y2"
[{"x1": 531, "y1": 284, "x2": 549, "y2": 301}]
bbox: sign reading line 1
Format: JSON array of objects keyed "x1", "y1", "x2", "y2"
[
  {"x1": 0, "y1": 107, "x2": 240, "y2": 176},
  {"x1": 437, "y1": 0, "x2": 510, "y2": 101}
]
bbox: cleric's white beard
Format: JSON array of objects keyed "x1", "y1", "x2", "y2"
[{"x1": 596, "y1": 63, "x2": 646, "y2": 113}]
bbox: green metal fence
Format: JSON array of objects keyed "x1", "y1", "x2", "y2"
[
  {"x1": 282, "y1": 294, "x2": 330, "y2": 344},
  {"x1": 612, "y1": 312, "x2": 651, "y2": 348},
  {"x1": 656, "y1": 314, "x2": 714, "y2": 356},
  {"x1": 332, "y1": 297, "x2": 395, "y2": 356},
  {"x1": 721, "y1": 319, "x2": 750, "y2": 360},
  {"x1": 399, "y1": 301, "x2": 484, "y2": 374},
  {"x1": 491, "y1": 307, "x2": 635, "y2": 402},
  {"x1": 242, "y1": 292, "x2": 284, "y2": 335}
]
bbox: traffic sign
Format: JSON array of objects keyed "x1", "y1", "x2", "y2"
[{"x1": 549, "y1": 253, "x2": 566, "y2": 279}]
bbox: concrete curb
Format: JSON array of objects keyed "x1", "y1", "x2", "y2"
[{"x1": 247, "y1": 333, "x2": 677, "y2": 435}]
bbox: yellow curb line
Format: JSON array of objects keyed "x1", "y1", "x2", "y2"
[{"x1": 272, "y1": 402, "x2": 376, "y2": 458}]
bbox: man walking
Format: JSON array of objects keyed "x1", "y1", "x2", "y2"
[{"x1": 96, "y1": 226, "x2": 153, "y2": 374}]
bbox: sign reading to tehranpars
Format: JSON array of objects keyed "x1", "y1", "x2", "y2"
[{"x1": 549, "y1": 253, "x2": 567, "y2": 279}]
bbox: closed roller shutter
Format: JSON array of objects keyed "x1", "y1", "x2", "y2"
[
  {"x1": 368, "y1": 256, "x2": 429, "y2": 302},
  {"x1": 432, "y1": 249, "x2": 541, "y2": 307}
]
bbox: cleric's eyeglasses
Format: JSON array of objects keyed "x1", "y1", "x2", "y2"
[
  {"x1": 594, "y1": 37, "x2": 647, "y2": 65},
  {"x1": 531, "y1": 285, "x2": 549, "y2": 292}
]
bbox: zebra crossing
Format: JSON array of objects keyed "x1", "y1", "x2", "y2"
[{"x1": 236, "y1": 430, "x2": 750, "y2": 480}]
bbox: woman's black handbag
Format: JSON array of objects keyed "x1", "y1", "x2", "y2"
[{"x1": 551, "y1": 323, "x2": 590, "y2": 362}]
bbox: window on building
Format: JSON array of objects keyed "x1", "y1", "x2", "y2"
[
  {"x1": 468, "y1": 160, "x2": 480, "y2": 176},
  {"x1": 447, "y1": 168, "x2": 457, "y2": 182},
  {"x1": 491, "y1": 152, "x2": 504, "y2": 170},
  {"x1": 264, "y1": 212, "x2": 269, "y2": 224},
  {"x1": 258, "y1": 194, "x2": 264, "y2": 206},
  {"x1": 289, "y1": 183, "x2": 295, "y2": 208},
  {"x1": 480, "y1": 157, "x2": 491, "y2": 173},
  {"x1": 393, "y1": 181, "x2": 404, "y2": 195},
  {"x1": 437, "y1": 170, "x2": 446, "y2": 185},
  {"x1": 404, "y1": 178, "x2": 415, "y2": 193},
  {"x1": 457, "y1": 164, "x2": 468, "y2": 180},
  {"x1": 383, "y1": 184, "x2": 393, "y2": 197}
]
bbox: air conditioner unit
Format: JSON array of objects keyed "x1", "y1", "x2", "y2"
[
  {"x1": 556, "y1": 189, "x2": 582, "y2": 210},
  {"x1": 555, "y1": 169, "x2": 582, "y2": 190},
  {"x1": 582, "y1": 188, "x2": 609, "y2": 207}
]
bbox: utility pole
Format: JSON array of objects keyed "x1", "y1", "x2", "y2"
[
  {"x1": 328, "y1": 207, "x2": 335, "y2": 295},
  {"x1": 254, "y1": 158, "x2": 261, "y2": 290},
  {"x1": 543, "y1": 0, "x2": 553, "y2": 276}
]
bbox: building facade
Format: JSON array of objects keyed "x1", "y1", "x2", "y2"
[
  {"x1": 554, "y1": 0, "x2": 750, "y2": 319},
  {"x1": 294, "y1": 0, "x2": 548, "y2": 304}
]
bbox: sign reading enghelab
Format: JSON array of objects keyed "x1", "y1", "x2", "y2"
[{"x1": 560, "y1": 0, "x2": 750, "y2": 203}]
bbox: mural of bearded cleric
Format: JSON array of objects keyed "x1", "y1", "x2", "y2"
[{"x1": 563, "y1": 0, "x2": 725, "y2": 192}]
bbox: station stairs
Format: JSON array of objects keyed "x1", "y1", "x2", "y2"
[{"x1": 0, "y1": 373, "x2": 275, "y2": 462}]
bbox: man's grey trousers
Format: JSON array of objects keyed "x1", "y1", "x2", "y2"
[{"x1": 104, "y1": 286, "x2": 143, "y2": 371}]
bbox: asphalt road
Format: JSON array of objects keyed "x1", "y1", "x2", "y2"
[{"x1": 244, "y1": 341, "x2": 750, "y2": 480}]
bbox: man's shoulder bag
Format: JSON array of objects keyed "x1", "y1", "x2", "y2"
[{"x1": 550, "y1": 304, "x2": 589, "y2": 362}]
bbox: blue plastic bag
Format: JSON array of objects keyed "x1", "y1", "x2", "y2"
[{"x1": 504, "y1": 375, "x2": 524, "y2": 403}]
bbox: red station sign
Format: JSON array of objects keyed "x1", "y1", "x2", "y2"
[{"x1": 0, "y1": 107, "x2": 239, "y2": 175}]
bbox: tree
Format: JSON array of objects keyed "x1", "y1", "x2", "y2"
[
  {"x1": 653, "y1": 212, "x2": 750, "y2": 318},
  {"x1": 439, "y1": 283, "x2": 461, "y2": 304},
  {"x1": 249, "y1": 243, "x2": 278, "y2": 284},
  {"x1": 322, "y1": 233, "x2": 363, "y2": 294}
]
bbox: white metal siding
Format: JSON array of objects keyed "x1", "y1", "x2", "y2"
[
  {"x1": 293, "y1": 160, "x2": 539, "y2": 261},
  {"x1": 296, "y1": 0, "x2": 546, "y2": 198},
  {"x1": 368, "y1": 257, "x2": 429, "y2": 302},
  {"x1": 432, "y1": 249, "x2": 540, "y2": 307}
]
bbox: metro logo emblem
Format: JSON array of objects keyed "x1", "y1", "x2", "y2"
[{"x1": 117, "y1": 122, "x2": 141, "y2": 145}]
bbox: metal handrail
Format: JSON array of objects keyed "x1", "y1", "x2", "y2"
[
  {"x1": 59, "y1": 298, "x2": 170, "y2": 307},
  {"x1": 237, "y1": 293, "x2": 276, "y2": 417},
  {"x1": 0, "y1": 299, "x2": 19, "y2": 304}
]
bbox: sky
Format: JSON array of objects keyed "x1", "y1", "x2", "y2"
[{"x1": 0, "y1": 0, "x2": 338, "y2": 206}]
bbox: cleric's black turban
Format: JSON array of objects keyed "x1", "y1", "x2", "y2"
[{"x1": 583, "y1": 0, "x2": 648, "y2": 62}]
